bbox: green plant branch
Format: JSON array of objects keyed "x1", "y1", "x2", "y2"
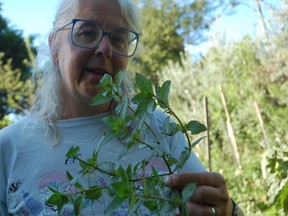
[
  {"x1": 72, "y1": 156, "x2": 116, "y2": 177},
  {"x1": 129, "y1": 172, "x2": 170, "y2": 182},
  {"x1": 140, "y1": 193, "x2": 184, "y2": 207},
  {"x1": 120, "y1": 124, "x2": 156, "y2": 150},
  {"x1": 154, "y1": 95, "x2": 192, "y2": 151},
  {"x1": 162, "y1": 154, "x2": 174, "y2": 174},
  {"x1": 47, "y1": 73, "x2": 205, "y2": 215},
  {"x1": 130, "y1": 187, "x2": 185, "y2": 209},
  {"x1": 114, "y1": 90, "x2": 160, "y2": 144}
]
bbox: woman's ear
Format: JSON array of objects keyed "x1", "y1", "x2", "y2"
[{"x1": 49, "y1": 32, "x2": 58, "y2": 63}]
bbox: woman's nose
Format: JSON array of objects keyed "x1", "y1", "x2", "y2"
[{"x1": 94, "y1": 36, "x2": 112, "y2": 58}]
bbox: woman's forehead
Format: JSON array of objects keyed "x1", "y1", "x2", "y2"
[{"x1": 74, "y1": 0, "x2": 127, "y2": 28}]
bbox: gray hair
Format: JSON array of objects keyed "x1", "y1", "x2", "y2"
[{"x1": 32, "y1": 0, "x2": 140, "y2": 126}]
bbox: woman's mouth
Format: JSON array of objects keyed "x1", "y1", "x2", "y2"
[{"x1": 84, "y1": 68, "x2": 110, "y2": 79}]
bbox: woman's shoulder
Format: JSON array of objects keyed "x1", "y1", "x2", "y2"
[{"x1": 0, "y1": 115, "x2": 33, "y2": 138}]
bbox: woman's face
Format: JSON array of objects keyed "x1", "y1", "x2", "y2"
[{"x1": 54, "y1": 0, "x2": 129, "y2": 118}]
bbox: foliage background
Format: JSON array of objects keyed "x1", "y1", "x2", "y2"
[{"x1": 0, "y1": 0, "x2": 287, "y2": 215}]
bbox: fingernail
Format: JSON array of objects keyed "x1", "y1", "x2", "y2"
[{"x1": 165, "y1": 174, "x2": 177, "y2": 186}]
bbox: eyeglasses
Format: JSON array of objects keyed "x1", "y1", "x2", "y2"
[{"x1": 57, "y1": 19, "x2": 139, "y2": 57}]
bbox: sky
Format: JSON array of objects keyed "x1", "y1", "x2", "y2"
[
  {"x1": 1, "y1": 0, "x2": 58, "y2": 38},
  {"x1": 1, "y1": 0, "x2": 281, "y2": 53}
]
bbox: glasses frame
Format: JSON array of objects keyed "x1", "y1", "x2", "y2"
[{"x1": 57, "y1": 18, "x2": 140, "y2": 57}]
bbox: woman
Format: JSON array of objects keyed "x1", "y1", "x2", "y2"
[{"x1": 0, "y1": 0, "x2": 243, "y2": 215}]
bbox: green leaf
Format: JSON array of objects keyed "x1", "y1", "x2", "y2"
[
  {"x1": 127, "y1": 196, "x2": 142, "y2": 216},
  {"x1": 90, "y1": 90, "x2": 113, "y2": 106},
  {"x1": 98, "y1": 131, "x2": 115, "y2": 149},
  {"x1": 277, "y1": 181, "x2": 288, "y2": 213},
  {"x1": 115, "y1": 96, "x2": 129, "y2": 118},
  {"x1": 167, "y1": 157, "x2": 179, "y2": 166},
  {"x1": 114, "y1": 70, "x2": 125, "y2": 87},
  {"x1": 162, "y1": 121, "x2": 181, "y2": 136},
  {"x1": 111, "y1": 182, "x2": 131, "y2": 198},
  {"x1": 158, "y1": 200, "x2": 173, "y2": 215},
  {"x1": 45, "y1": 192, "x2": 69, "y2": 213},
  {"x1": 133, "y1": 98, "x2": 155, "y2": 116},
  {"x1": 191, "y1": 136, "x2": 207, "y2": 148},
  {"x1": 66, "y1": 171, "x2": 84, "y2": 190},
  {"x1": 147, "y1": 100, "x2": 157, "y2": 114},
  {"x1": 151, "y1": 166, "x2": 159, "y2": 178},
  {"x1": 126, "y1": 164, "x2": 133, "y2": 179},
  {"x1": 87, "y1": 149, "x2": 99, "y2": 166},
  {"x1": 181, "y1": 182, "x2": 196, "y2": 202},
  {"x1": 156, "y1": 80, "x2": 171, "y2": 109},
  {"x1": 46, "y1": 193, "x2": 63, "y2": 206},
  {"x1": 176, "y1": 149, "x2": 190, "y2": 170},
  {"x1": 79, "y1": 161, "x2": 90, "y2": 171},
  {"x1": 144, "y1": 200, "x2": 158, "y2": 211},
  {"x1": 105, "y1": 197, "x2": 128, "y2": 215},
  {"x1": 47, "y1": 186, "x2": 58, "y2": 194},
  {"x1": 132, "y1": 91, "x2": 156, "y2": 116},
  {"x1": 85, "y1": 186, "x2": 103, "y2": 200},
  {"x1": 186, "y1": 120, "x2": 207, "y2": 135},
  {"x1": 132, "y1": 91, "x2": 153, "y2": 103},
  {"x1": 99, "y1": 162, "x2": 116, "y2": 175},
  {"x1": 146, "y1": 178, "x2": 161, "y2": 197},
  {"x1": 135, "y1": 72, "x2": 153, "y2": 94},
  {"x1": 116, "y1": 166, "x2": 129, "y2": 184},
  {"x1": 98, "y1": 73, "x2": 113, "y2": 89},
  {"x1": 133, "y1": 162, "x2": 142, "y2": 175},
  {"x1": 103, "y1": 116, "x2": 127, "y2": 138},
  {"x1": 66, "y1": 146, "x2": 79, "y2": 158},
  {"x1": 74, "y1": 196, "x2": 83, "y2": 216}
]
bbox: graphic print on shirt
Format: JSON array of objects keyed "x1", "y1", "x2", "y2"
[
  {"x1": 7, "y1": 157, "x2": 170, "y2": 215},
  {"x1": 9, "y1": 181, "x2": 21, "y2": 192},
  {"x1": 7, "y1": 180, "x2": 43, "y2": 216},
  {"x1": 39, "y1": 170, "x2": 110, "y2": 215},
  {"x1": 39, "y1": 170, "x2": 79, "y2": 215}
]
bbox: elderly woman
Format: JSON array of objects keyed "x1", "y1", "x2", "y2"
[{"x1": 0, "y1": 0, "x2": 243, "y2": 215}]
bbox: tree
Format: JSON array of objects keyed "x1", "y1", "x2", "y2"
[
  {"x1": 0, "y1": 52, "x2": 33, "y2": 120},
  {"x1": 130, "y1": 0, "x2": 239, "y2": 80},
  {"x1": 0, "y1": 3, "x2": 35, "y2": 122},
  {"x1": 0, "y1": 4, "x2": 36, "y2": 79},
  {"x1": 130, "y1": 0, "x2": 184, "y2": 81},
  {"x1": 156, "y1": 0, "x2": 288, "y2": 211}
]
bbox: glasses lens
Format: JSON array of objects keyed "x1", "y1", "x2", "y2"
[
  {"x1": 72, "y1": 20, "x2": 138, "y2": 57},
  {"x1": 110, "y1": 29, "x2": 138, "y2": 56},
  {"x1": 72, "y1": 20, "x2": 102, "y2": 48}
]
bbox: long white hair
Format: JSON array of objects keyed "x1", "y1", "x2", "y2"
[{"x1": 31, "y1": 0, "x2": 140, "y2": 127}]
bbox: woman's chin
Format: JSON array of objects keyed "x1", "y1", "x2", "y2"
[{"x1": 83, "y1": 87, "x2": 104, "y2": 100}]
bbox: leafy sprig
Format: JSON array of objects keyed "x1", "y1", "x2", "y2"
[{"x1": 46, "y1": 71, "x2": 207, "y2": 215}]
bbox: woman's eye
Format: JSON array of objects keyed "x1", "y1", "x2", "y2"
[
  {"x1": 112, "y1": 34, "x2": 128, "y2": 47},
  {"x1": 79, "y1": 29, "x2": 96, "y2": 38},
  {"x1": 113, "y1": 36, "x2": 125, "y2": 43}
]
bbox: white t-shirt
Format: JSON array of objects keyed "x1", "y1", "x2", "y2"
[{"x1": 0, "y1": 110, "x2": 206, "y2": 215}]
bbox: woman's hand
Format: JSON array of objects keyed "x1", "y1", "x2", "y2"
[{"x1": 166, "y1": 172, "x2": 233, "y2": 216}]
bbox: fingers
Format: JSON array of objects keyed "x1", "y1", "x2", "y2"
[
  {"x1": 167, "y1": 172, "x2": 230, "y2": 216},
  {"x1": 185, "y1": 202, "x2": 217, "y2": 216},
  {"x1": 167, "y1": 172, "x2": 226, "y2": 190},
  {"x1": 190, "y1": 185, "x2": 219, "y2": 204}
]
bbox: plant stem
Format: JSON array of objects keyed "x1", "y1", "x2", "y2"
[
  {"x1": 140, "y1": 193, "x2": 184, "y2": 207},
  {"x1": 74, "y1": 157, "x2": 116, "y2": 177},
  {"x1": 154, "y1": 95, "x2": 192, "y2": 151},
  {"x1": 162, "y1": 154, "x2": 173, "y2": 174},
  {"x1": 114, "y1": 90, "x2": 161, "y2": 144}
]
